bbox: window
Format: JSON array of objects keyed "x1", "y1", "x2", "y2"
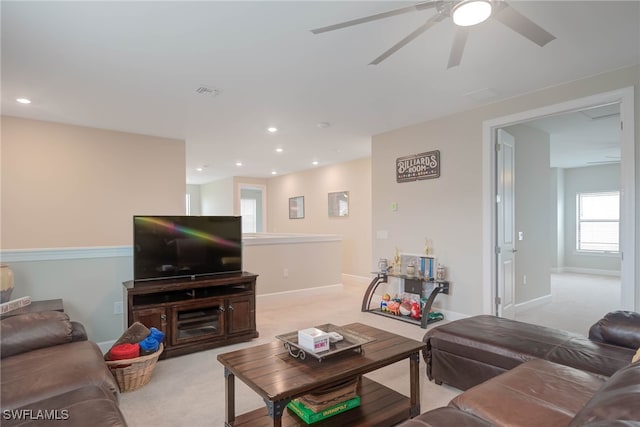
[
  {"x1": 577, "y1": 191, "x2": 619, "y2": 252},
  {"x1": 241, "y1": 198, "x2": 257, "y2": 233}
]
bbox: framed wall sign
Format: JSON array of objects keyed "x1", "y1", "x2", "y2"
[
  {"x1": 328, "y1": 191, "x2": 349, "y2": 217},
  {"x1": 289, "y1": 196, "x2": 304, "y2": 219},
  {"x1": 396, "y1": 150, "x2": 440, "y2": 183}
]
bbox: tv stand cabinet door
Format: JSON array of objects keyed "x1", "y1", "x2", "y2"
[
  {"x1": 227, "y1": 295, "x2": 255, "y2": 335},
  {"x1": 171, "y1": 299, "x2": 225, "y2": 346},
  {"x1": 131, "y1": 306, "x2": 169, "y2": 343}
]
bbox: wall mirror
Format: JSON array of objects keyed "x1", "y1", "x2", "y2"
[
  {"x1": 328, "y1": 191, "x2": 349, "y2": 217},
  {"x1": 289, "y1": 196, "x2": 304, "y2": 219}
]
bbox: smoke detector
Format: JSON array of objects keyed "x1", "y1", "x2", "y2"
[{"x1": 194, "y1": 85, "x2": 220, "y2": 97}]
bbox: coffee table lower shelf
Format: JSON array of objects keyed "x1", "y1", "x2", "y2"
[{"x1": 229, "y1": 377, "x2": 411, "y2": 427}]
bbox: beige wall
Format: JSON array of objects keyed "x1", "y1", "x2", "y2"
[
  {"x1": 1, "y1": 116, "x2": 185, "y2": 342},
  {"x1": 1, "y1": 116, "x2": 186, "y2": 249},
  {"x1": 244, "y1": 238, "x2": 342, "y2": 295},
  {"x1": 372, "y1": 65, "x2": 640, "y2": 316},
  {"x1": 267, "y1": 157, "x2": 372, "y2": 277},
  {"x1": 200, "y1": 177, "x2": 234, "y2": 215}
]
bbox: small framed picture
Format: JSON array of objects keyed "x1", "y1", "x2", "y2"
[
  {"x1": 328, "y1": 191, "x2": 349, "y2": 217},
  {"x1": 289, "y1": 196, "x2": 304, "y2": 219}
]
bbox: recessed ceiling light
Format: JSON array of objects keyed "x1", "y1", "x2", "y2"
[
  {"x1": 267, "y1": 127, "x2": 278, "y2": 133},
  {"x1": 196, "y1": 167, "x2": 204, "y2": 172},
  {"x1": 275, "y1": 148, "x2": 284, "y2": 153},
  {"x1": 312, "y1": 161, "x2": 319, "y2": 166},
  {"x1": 16, "y1": 98, "x2": 31, "y2": 104},
  {"x1": 196, "y1": 165, "x2": 208, "y2": 172},
  {"x1": 271, "y1": 171, "x2": 277, "y2": 175},
  {"x1": 317, "y1": 122, "x2": 330, "y2": 128},
  {"x1": 235, "y1": 162, "x2": 243, "y2": 167}
]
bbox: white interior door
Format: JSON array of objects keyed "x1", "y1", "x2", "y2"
[{"x1": 497, "y1": 129, "x2": 516, "y2": 318}]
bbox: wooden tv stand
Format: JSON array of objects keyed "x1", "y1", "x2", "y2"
[{"x1": 123, "y1": 272, "x2": 258, "y2": 359}]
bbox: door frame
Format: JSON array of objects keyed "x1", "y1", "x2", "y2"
[{"x1": 481, "y1": 87, "x2": 636, "y2": 315}]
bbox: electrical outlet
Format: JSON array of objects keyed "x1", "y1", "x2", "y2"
[
  {"x1": 113, "y1": 301, "x2": 123, "y2": 315},
  {"x1": 523, "y1": 275, "x2": 527, "y2": 285},
  {"x1": 283, "y1": 268, "x2": 289, "y2": 278}
]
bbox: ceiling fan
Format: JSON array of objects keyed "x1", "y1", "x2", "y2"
[{"x1": 311, "y1": 0, "x2": 556, "y2": 68}]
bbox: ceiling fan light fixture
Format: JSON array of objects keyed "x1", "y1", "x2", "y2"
[{"x1": 452, "y1": 0, "x2": 492, "y2": 27}]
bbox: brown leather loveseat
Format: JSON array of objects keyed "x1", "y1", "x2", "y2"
[
  {"x1": 398, "y1": 311, "x2": 640, "y2": 426},
  {"x1": 1, "y1": 311, "x2": 127, "y2": 426}
]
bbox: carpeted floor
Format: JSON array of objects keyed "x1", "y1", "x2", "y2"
[
  {"x1": 515, "y1": 272, "x2": 621, "y2": 335},
  {"x1": 118, "y1": 281, "x2": 461, "y2": 426}
]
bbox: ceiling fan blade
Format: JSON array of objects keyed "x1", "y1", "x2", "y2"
[
  {"x1": 493, "y1": 2, "x2": 556, "y2": 47},
  {"x1": 447, "y1": 27, "x2": 469, "y2": 68},
  {"x1": 370, "y1": 13, "x2": 446, "y2": 65},
  {"x1": 311, "y1": 1, "x2": 438, "y2": 34}
]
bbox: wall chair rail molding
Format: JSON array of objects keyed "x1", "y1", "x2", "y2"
[
  {"x1": 396, "y1": 150, "x2": 440, "y2": 183},
  {"x1": 0, "y1": 246, "x2": 133, "y2": 263}
]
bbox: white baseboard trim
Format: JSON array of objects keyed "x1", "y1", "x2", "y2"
[
  {"x1": 551, "y1": 267, "x2": 565, "y2": 274},
  {"x1": 97, "y1": 340, "x2": 116, "y2": 354},
  {"x1": 257, "y1": 284, "x2": 343, "y2": 300},
  {"x1": 515, "y1": 294, "x2": 553, "y2": 314},
  {"x1": 560, "y1": 267, "x2": 621, "y2": 277},
  {"x1": 341, "y1": 274, "x2": 371, "y2": 287}
]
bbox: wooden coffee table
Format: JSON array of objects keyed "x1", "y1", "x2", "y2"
[{"x1": 217, "y1": 322, "x2": 426, "y2": 426}]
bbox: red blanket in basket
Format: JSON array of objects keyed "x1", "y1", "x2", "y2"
[{"x1": 109, "y1": 343, "x2": 140, "y2": 360}]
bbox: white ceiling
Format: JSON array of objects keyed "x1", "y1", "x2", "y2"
[
  {"x1": 525, "y1": 103, "x2": 621, "y2": 169},
  {"x1": 2, "y1": 1, "x2": 639, "y2": 184}
]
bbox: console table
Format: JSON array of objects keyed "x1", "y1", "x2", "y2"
[
  {"x1": 123, "y1": 272, "x2": 258, "y2": 358},
  {"x1": 361, "y1": 272, "x2": 449, "y2": 328}
]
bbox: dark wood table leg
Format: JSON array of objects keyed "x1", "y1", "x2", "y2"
[
  {"x1": 264, "y1": 398, "x2": 288, "y2": 427},
  {"x1": 409, "y1": 352, "x2": 421, "y2": 417},
  {"x1": 224, "y1": 367, "x2": 235, "y2": 426}
]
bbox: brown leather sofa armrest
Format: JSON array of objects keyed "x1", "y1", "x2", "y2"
[
  {"x1": 71, "y1": 320, "x2": 88, "y2": 341},
  {"x1": 0, "y1": 311, "x2": 74, "y2": 359},
  {"x1": 588, "y1": 311, "x2": 640, "y2": 350}
]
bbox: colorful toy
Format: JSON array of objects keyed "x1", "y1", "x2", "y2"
[
  {"x1": 386, "y1": 301, "x2": 401, "y2": 316},
  {"x1": 410, "y1": 301, "x2": 421, "y2": 320}
]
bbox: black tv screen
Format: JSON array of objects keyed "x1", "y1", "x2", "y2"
[{"x1": 133, "y1": 216, "x2": 242, "y2": 282}]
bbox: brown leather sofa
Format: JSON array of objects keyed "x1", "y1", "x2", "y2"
[
  {"x1": 1, "y1": 311, "x2": 127, "y2": 426},
  {"x1": 397, "y1": 311, "x2": 640, "y2": 426}
]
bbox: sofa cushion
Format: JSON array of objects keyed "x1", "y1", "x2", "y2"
[
  {"x1": 397, "y1": 407, "x2": 493, "y2": 426},
  {"x1": 569, "y1": 361, "x2": 640, "y2": 426},
  {"x1": 1, "y1": 312, "x2": 73, "y2": 359},
  {"x1": 425, "y1": 315, "x2": 634, "y2": 389},
  {"x1": 450, "y1": 359, "x2": 605, "y2": 427},
  {"x1": 588, "y1": 311, "x2": 640, "y2": 350},
  {"x1": 2, "y1": 385, "x2": 126, "y2": 427},
  {"x1": 1, "y1": 340, "x2": 119, "y2": 410}
]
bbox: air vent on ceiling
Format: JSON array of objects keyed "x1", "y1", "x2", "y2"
[
  {"x1": 194, "y1": 85, "x2": 220, "y2": 97},
  {"x1": 464, "y1": 88, "x2": 499, "y2": 102},
  {"x1": 580, "y1": 103, "x2": 619, "y2": 120}
]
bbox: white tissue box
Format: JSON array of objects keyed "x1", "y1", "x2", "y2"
[{"x1": 297, "y1": 328, "x2": 330, "y2": 353}]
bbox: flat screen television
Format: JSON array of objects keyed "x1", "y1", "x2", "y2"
[{"x1": 133, "y1": 215, "x2": 242, "y2": 282}]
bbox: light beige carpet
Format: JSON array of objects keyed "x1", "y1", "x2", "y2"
[
  {"x1": 118, "y1": 282, "x2": 460, "y2": 426},
  {"x1": 515, "y1": 272, "x2": 621, "y2": 335}
]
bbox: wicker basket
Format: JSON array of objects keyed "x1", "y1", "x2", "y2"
[{"x1": 106, "y1": 343, "x2": 163, "y2": 392}]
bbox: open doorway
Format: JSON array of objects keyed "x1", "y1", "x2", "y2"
[
  {"x1": 483, "y1": 87, "x2": 635, "y2": 332},
  {"x1": 238, "y1": 184, "x2": 267, "y2": 233},
  {"x1": 502, "y1": 104, "x2": 622, "y2": 334}
]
